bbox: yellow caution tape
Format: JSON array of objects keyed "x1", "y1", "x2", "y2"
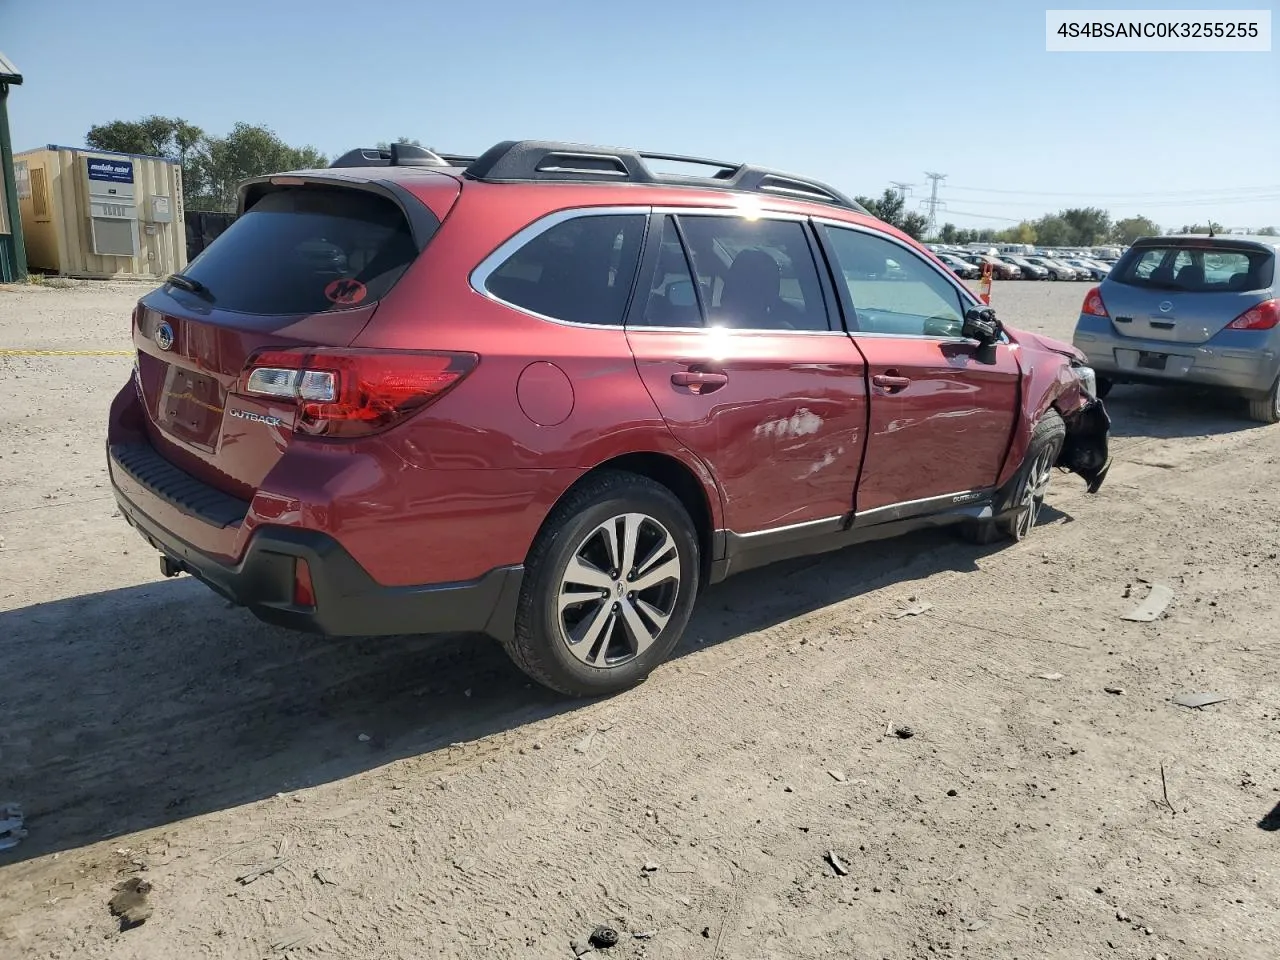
[{"x1": 0, "y1": 349, "x2": 133, "y2": 356}]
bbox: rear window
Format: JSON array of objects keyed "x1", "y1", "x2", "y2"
[
  {"x1": 1113, "y1": 244, "x2": 1275, "y2": 293},
  {"x1": 179, "y1": 187, "x2": 420, "y2": 315}
]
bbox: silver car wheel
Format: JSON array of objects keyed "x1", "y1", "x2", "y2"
[{"x1": 556, "y1": 512, "x2": 681, "y2": 668}]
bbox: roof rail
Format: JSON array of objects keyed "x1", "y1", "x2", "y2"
[
  {"x1": 436, "y1": 153, "x2": 479, "y2": 167},
  {"x1": 329, "y1": 143, "x2": 450, "y2": 169},
  {"x1": 461, "y1": 140, "x2": 868, "y2": 213}
]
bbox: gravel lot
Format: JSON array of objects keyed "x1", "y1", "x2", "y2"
[{"x1": 1, "y1": 278, "x2": 1277, "y2": 960}]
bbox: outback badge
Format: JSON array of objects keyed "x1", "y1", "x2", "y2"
[{"x1": 228, "y1": 408, "x2": 283, "y2": 427}]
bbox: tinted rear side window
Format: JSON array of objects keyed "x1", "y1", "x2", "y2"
[
  {"x1": 677, "y1": 215, "x2": 832, "y2": 332},
  {"x1": 181, "y1": 187, "x2": 421, "y2": 315},
  {"x1": 485, "y1": 214, "x2": 647, "y2": 325},
  {"x1": 1113, "y1": 244, "x2": 1275, "y2": 292}
]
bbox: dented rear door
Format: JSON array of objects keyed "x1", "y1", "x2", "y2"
[{"x1": 624, "y1": 213, "x2": 868, "y2": 535}]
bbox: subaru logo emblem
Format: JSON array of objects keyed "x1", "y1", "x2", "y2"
[
  {"x1": 1158, "y1": 301, "x2": 1173, "y2": 313},
  {"x1": 155, "y1": 321, "x2": 175, "y2": 351}
]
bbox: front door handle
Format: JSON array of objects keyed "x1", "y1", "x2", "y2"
[
  {"x1": 671, "y1": 370, "x2": 729, "y2": 393},
  {"x1": 872, "y1": 373, "x2": 911, "y2": 392}
]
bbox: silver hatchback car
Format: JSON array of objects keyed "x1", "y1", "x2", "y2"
[{"x1": 1071, "y1": 235, "x2": 1280, "y2": 422}]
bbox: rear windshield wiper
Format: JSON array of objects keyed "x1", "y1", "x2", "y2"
[{"x1": 165, "y1": 273, "x2": 214, "y2": 300}]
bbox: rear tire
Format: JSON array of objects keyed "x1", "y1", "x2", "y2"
[
  {"x1": 1247, "y1": 376, "x2": 1280, "y2": 424},
  {"x1": 1094, "y1": 377, "x2": 1114, "y2": 400},
  {"x1": 961, "y1": 410, "x2": 1067, "y2": 545},
  {"x1": 500, "y1": 470, "x2": 700, "y2": 697}
]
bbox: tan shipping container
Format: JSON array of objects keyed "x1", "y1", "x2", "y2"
[{"x1": 14, "y1": 145, "x2": 185, "y2": 280}]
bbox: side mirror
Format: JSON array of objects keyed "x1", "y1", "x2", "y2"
[{"x1": 962, "y1": 306, "x2": 1002, "y2": 344}]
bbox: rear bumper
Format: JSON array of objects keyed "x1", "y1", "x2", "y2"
[
  {"x1": 109, "y1": 442, "x2": 523, "y2": 640},
  {"x1": 1074, "y1": 319, "x2": 1279, "y2": 395}
]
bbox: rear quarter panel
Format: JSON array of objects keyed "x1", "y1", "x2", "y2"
[{"x1": 334, "y1": 186, "x2": 726, "y2": 584}]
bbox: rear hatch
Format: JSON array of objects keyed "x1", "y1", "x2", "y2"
[
  {"x1": 1100, "y1": 240, "x2": 1276, "y2": 345},
  {"x1": 132, "y1": 176, "x2": 457, "y2": 499}
]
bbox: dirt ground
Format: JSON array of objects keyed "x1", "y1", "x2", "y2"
[{"x1": 0, "y1": 278, "x2": 1276, "y2": 960}]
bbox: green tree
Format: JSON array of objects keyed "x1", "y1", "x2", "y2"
[
  {"x1": 1256, "y1": 226, "x2": 1278, "y2": 236},
  {"x1": 86, "y1": 115, "x2": 204, "y2": 160},
  {"x1": 1176, "y1": 221, "x2": 1223, "y2": 234},
  {"x1": 188, "y1": 123, "x2": 327, "y2": 212},
  {"x1": 995, "y1": 221, "x2": 1037, "y2": 245},
  {"x1": 1057, "y1": 207, "x2": 1112, "y2": 245},
  {"x1": 855, "y1": 189, "x2": 899, "y2": 223},
  {"x1": 86, "y1": 116, "x2": 328, "y2": 213},
  {"x1": 1032, "y1": 214, "x2": 1071, "y2": 246},
  {"x1": 937, "y1": 223, "x2": 959, "y2": 244},
  {"x1": 1111, "y1": 215, "x2": 1161, "y2": 244},
  {"x1": 898, "y1": 212, "x2": 929, "y2": 241},
  {"x1": 854, "y1": 189, "x2": 929, "y2": 240},
  {"x1": 375, "y1": 136, "x2": 428, "y2": 151}
]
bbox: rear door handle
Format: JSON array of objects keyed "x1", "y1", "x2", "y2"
[
  {"x1": 671, "y1": 370, "x2": 729, "y2": 392},
  {"x1": 872, "y1": 373, "x2": 911, "y2": 392}
]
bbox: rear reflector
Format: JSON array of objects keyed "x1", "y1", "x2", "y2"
[
  {"x1": 240, "y1": 348, "x2": 478, "y2": 438},
  {"x1": 293, "y1": 558, "x2": 316, "y2": 608},
  {"x1": 1226, "y1": 298, "x2": 1279, "y2": 331},
  {"x1": 1081, "y1": 286, "x2": 1108, "y2": 318}
]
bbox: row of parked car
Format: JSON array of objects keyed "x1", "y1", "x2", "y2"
[{"x1": 930, "y1": 247, "x2": 1117, "y2": 283}]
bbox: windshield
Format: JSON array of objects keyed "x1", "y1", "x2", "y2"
[{"x1": 1112, "y1": 244, "x2": 1275, "y2": 292}]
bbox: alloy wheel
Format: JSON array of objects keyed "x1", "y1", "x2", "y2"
[
  {"x1": 1009, "y1": 445, "x2": 1057, "y2": 540},
  {"x1": 556, "y1": 513, "x2": 682, "y2": 668}
]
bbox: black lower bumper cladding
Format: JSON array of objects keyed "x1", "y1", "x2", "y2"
[
  {"x1": 110, "y1": 457, "x2": 523, "y2": 641},
  {"x1": 1059, "y1": 398, "x2": 1111, "y2": 494}
]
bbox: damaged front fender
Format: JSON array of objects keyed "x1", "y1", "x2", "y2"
[{"x1": 1057, "y1": 397, "x2": 1111, "y2": 493}]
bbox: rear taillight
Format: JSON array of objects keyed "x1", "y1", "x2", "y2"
[
  {"x1": 1226, "y1": 298, "x2": 1279, "y2": 331},
  {"x1": 239, "y1": 349, "x2": 479, "y2": 438},
  {"x1": 1081, "y1": 286, "x2": 1108, "y2": 317}
]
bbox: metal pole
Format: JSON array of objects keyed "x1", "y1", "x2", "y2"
[
  {"x1": 923, "y1": 172, "x2": 947, "y2": 238},
  {"x1": 0, "y1": 83, "x2": 28, "y2": 281}
]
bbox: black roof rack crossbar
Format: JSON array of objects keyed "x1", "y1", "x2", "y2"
[
  {"x1": 330, "y1": 143, "x2": 451, "y2": 169},
  {"x1": 461, "y1": 140, "x2": 868, "y2": 213}
]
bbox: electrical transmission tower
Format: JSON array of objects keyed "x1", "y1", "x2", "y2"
[
  {"x1": 889, "y1": 181, "x2": 913, "y2": 202},
  {"x1": 922, "y1": 172, "x2": 947, "y2": 236}
]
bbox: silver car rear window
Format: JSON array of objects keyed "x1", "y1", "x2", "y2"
[{"x1": 1113, "y1": 244, "x2": 1274, "y2": 293}]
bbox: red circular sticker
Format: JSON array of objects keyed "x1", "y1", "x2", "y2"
[{"x1": 324, "y1": 278, "x2": 367, "y2": 305}]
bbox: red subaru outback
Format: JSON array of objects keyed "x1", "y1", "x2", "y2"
[{"x1": 107, "y1": 140, "x2": 1111, "y2": 697}]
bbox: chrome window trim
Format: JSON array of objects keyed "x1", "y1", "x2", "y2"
[
  {"x1": 628, "y1": 326, "x2": 851, "y2": 337},
  {"x1": 650, "y1": 205, "x2": 810, "y2": 223},
  {"x1": 467, "y1": 203, "x2": 1007, "y2": 344},
  {"x1": 470, "y1": 203, "x2": 838, "y2": 335},
  {"x1": 812, "y1": 217, "x2": 1011, "y2": 345},
  {"x1": 468, "y1": 205, "x2": 652, "y2": 329}
]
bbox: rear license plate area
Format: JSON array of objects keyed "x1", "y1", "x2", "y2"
[
  {"x1": 1137, "y1": 352, "x2": 1167, "y2": 371},
  {"x1": 159, "y1": 369, "x2": 224, "y2": 448}
]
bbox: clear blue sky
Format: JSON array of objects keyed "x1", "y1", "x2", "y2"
[{"x1": 4, "y1": 0, "x2": 1277, "y2": 231}]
